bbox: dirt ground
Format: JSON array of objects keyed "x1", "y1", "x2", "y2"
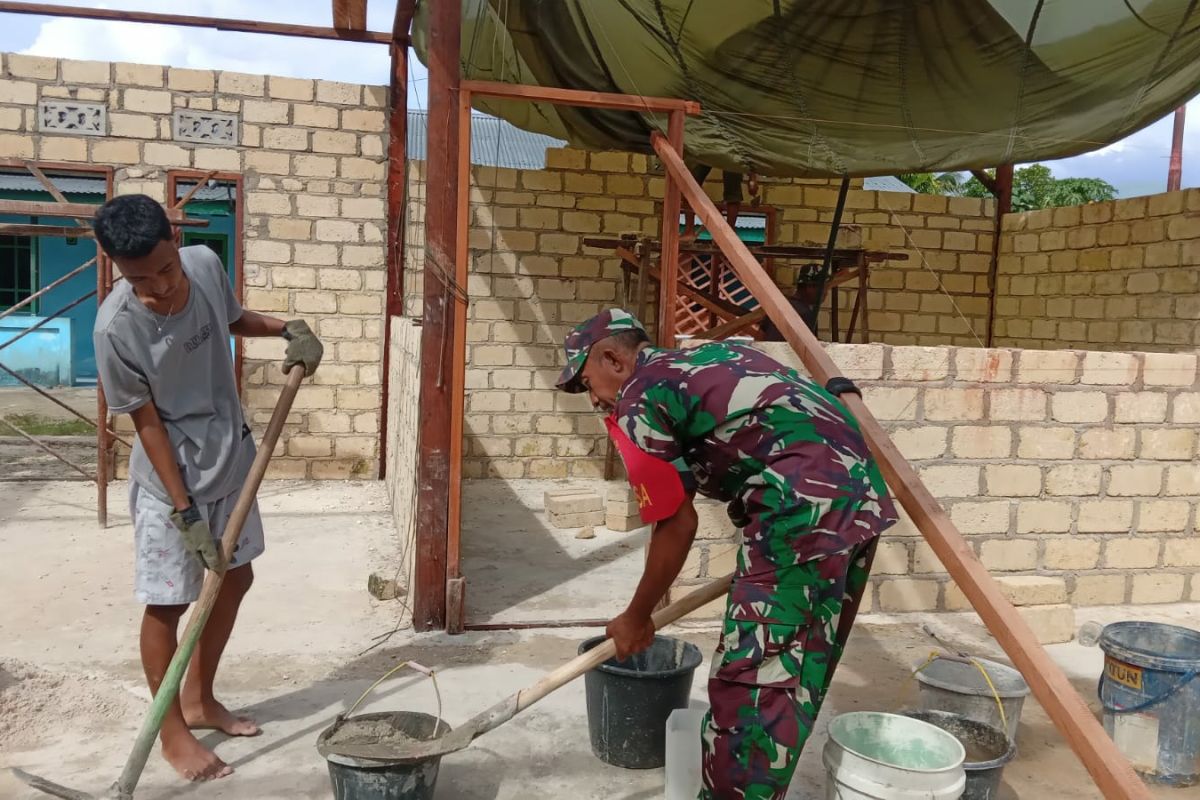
[
  {"x1": 0, "y1": 480, "x2": 1191, "y2": 799},
  {"x1": 0, "y1": 387, "x2": 102, "y2": 480}
]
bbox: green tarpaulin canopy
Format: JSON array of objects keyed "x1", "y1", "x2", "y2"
[{"x1": 413, "y1": 0, "x2": 1200, "y2": 177}]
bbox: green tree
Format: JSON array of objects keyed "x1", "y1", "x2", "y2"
[
  {"x1": 897, "y1": 172, "x2": 965, "y2": 195},
  {"x1": 960, "y1": 165, "x2": 1116, "y2": 211}
]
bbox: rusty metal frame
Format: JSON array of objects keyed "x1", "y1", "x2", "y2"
[{"x1": 0, "y1": 161, "x2": 113, "y2": 522}]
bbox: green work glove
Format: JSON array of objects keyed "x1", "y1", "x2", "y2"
[
  {"x1": 282, "y1": 319, "x2": 323, "y2": 377},
  {"x1": 169, "y1": 503, "x2": 224, "y2": 572}
]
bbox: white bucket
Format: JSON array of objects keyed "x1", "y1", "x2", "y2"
[
  {"x1": 823, "y1": 712, "x2": 966, "y2": 800},
  {"x1": 664, "y1": 704, "x2": 707, "y2": 800}
]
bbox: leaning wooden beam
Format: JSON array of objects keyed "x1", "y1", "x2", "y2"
[
  {"x1": 332, "y1": 0, "x2": 367, "y2": 31},
  {"x1": 172, "y1": 170, "x2": 218, "y2": 210},
  {"x1": 970, "y1": 168, "x2": 1000, "y2": 196},
  {"x1": 461, "y1": 79, "x2": 702, "y2": 115},
  {"x1": 651, "y1": 131, "x2": 1149, "y2": 800},
  {"x1": 0, "y1": 224, "x2": 93, "y2": 238},
  {"x1": 412, "y1": 0, "x2": 461, "y2": 632},
  {"x1": 696, "y1": 308, "x2": 767, "y2": 340},
  {"x1": 0, "y1": 199, "x2": 209, "y2": 226},
  {"x1": 26, "y1": 164, "x2": 90, "y2": 230},
  {"x1": 0, "y1": 2, "x2": 396, "y2": 44}
]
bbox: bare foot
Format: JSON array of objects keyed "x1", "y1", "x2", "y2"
[
  {"x1": 162, "y1": 729, "x2": 234, "y2": 782},
  {"x1": 183, "y1": 698, "x2": 261, "y2": 737}
]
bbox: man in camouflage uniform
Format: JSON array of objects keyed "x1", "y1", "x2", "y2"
[{"x1": 556, "y1": 309, "x2": 898, "y2": 800}]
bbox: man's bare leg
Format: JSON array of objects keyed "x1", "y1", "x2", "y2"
[
  {"x1": 141, "y1": 604, "x2": 233, "y2": 781},
  {"x1": 181, "y1": 564, "x2": 259, "y2": 736}
]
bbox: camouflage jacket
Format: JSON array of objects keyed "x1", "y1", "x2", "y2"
[{"x1": 614, "y1": 342, "x2": 898, "y2": 563}]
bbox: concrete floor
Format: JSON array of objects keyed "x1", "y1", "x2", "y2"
[
  {"x1": 462, "y1": 479, "x2": 650, "y2": 626},
  {"x1": 0, "y1": 480, "x2": 1191, "y2": 799}
]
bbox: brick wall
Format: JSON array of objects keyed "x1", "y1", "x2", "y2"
[
  {"x1": 401, "y1": 148, "x2": 996, "y2": 478},
  {"x1": 1, "y1": 54, "x2": 388, "y2": 478},
  {"x1": 994, "y1": 190, "x2": 1200, "y2": 352},
  {"x1": 744, "y1": 341, "x2": 1198, "y2": 611},
  {"x1": 385, "y1": 318, "x2": 421, "y2": 581}
]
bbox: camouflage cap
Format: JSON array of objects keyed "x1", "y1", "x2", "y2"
[{"x1": 555, "y1": 308, "x2": 647, "y2": 393}]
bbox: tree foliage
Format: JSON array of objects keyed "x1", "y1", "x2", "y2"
[{"x1": 902, "y1": 164, "x2": 1117, "y2": 211}]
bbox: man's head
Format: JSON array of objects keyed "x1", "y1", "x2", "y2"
[
  {"x1": 93, "y1": 194, "x2": 182, "y2": 302},
  {"x1": 555, "y1": 309, "x2": 649, "y2": 413}
]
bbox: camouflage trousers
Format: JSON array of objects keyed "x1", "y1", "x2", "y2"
[{"x1": 699, "y1": 537, "x2": 878, "y2": 800}]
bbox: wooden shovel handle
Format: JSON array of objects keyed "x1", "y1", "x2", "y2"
[{"x1": 513, "y1": 573, "x2": 732, "y2": 714}]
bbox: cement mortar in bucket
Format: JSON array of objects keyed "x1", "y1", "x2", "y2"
[
  {"x1": 1097, "y1": 621, "x2": 1200, "y2": 786},
  {"x1": 903, "y1": 709, "x2": 1015, "y2": 800},
  {"x1": 915, "y1": 655, "x2": 1029, "y2": 743},
  {"x1": 823, "y1": 711, "x2": 966, "y2": 800}
]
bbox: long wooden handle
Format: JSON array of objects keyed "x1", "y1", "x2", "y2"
[
  {"x1": 112, "y1": 366, "x2": 305, "y2": 800},
  {"x1": 460, "y1": 573, "x2": 733, "y2": 742},
  {"x1": 651, "y1": 132, "x2": 1149, "y2": 800}
]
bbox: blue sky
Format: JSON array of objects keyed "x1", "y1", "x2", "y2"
[{"x1": 2, "y1": 0, "x2": 1196, "y2": 199}]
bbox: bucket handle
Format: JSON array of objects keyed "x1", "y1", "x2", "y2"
[{"x1": 1099, "y1": 668, "x2": 1199, "y2": 715}]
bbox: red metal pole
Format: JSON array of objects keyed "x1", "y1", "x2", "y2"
[
  {"x1": 1168, "y1": 105, "x2": 1186, "y2": 192},
  {"x1": 413, "y1": 0, "x2": 461, "y2": 631}
]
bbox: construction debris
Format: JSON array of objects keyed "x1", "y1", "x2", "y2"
[
  {"x1": 368, "y1": 572, "x2": 406, "y2": 601},
  {"x1": 574, "y1": 526, "x2": 596, "y2": 540}
]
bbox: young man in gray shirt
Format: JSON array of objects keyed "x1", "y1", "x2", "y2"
[{"x1": 92, "y1": 194, "x2": 322, "y2": 782}]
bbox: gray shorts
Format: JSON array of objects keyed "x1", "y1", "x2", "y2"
[{"x1": 129, "y1": 482, "x2": 265, "y2": 606}]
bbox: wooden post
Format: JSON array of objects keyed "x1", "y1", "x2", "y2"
[
  {"x1": 445, "y1": 84, "x2": 473, "y2": 635},
  {"x1": 1168, "y1": 105, "x2": 1186, "y2": 192},
  {"x1": 651, "y1": 132, "x2": 1151, "y2": 800},
  {"x1": 378, "y1": 37, "x2": 409, "y2": 479},
  {"x1": 656, "y1": 111, "x2": 685, "y2": 345},
  {"x1": 985, "y1": 164, "x2": 1013, "y2": 347},
  {"x1": 412, "y1": 0, "x2": 461, "y2": 632}
]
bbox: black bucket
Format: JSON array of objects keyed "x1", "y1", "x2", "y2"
[
  {"x1": 903, "y1": 709, "x2": 1016, "y2": 800},
  {"x1": 579, "y1": 634, "x2": 703, "y2": 769},
  {"x1": 322, "y1": 711, "x2": 450, "y2": 800}
]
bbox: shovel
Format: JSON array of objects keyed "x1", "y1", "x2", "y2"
[
  {"x1": 318, "y1": 571, "x2": 734, "y2": 763},
  {"x1": 10, "y1": 365, "x2": 307, "y2": 800}
]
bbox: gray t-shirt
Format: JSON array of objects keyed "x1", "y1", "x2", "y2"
[{"x1": 94, "y1": 245, "x2": 256, "y2": 504}]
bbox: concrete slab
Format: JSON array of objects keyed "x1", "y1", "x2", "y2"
[
  {"x1": 461, "y1": 479, "x2": 650, "y2": 625},
  {"x1": 0, "y1": 479, "x2": 1189, "y2": 800}
]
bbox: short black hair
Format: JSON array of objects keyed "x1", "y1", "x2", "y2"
[{"x1": 92, "y1": 194, "x2": 173, "y2": 259}]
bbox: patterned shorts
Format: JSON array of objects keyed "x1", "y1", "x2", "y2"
[{"x1": 129, "y1": 482, "x2": 264, "y2": 606}]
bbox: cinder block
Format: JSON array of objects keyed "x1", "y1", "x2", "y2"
[
  {"x1": 1017, "y1": 604, "x2": 1075, "y2": 644},
  {"x1": 606, "y1": 511, "x2": 645, "y2": 532},
  {"x1": 996, "y1": 576, "x2": 1068, "y2": 607},
  {"x1": 549, "y1": 509, "x2": 605, "y2": 529},
  {"x1": 695, "y1": 499, "x2": 738, "y2": 539},
  {"x1": 544, "y1": 490, "x2": 602, "y2": 515},
  {"x1": 1072, "y1": 575, "x2": 1127, "y2": 606}
]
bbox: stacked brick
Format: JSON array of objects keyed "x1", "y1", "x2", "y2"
[
  {"x1": 1, "y1": 54, "x2": 389, "y2": 479},
  {"x1": 995, "y1": 191, "x2": 1200, "y2": 352}
]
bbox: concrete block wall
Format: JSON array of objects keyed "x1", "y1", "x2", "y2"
[
  {"x1": 749, "y1": 342, "x2": 1200, "y2": 610},
  {"x1": 0, "y1": 54, "x2": 389, "y2": 479},
  {"x1": 994, "y1": 190, "x2": 1200, "y2": 352},
  {"x1": 386, "y1": 318, "x2": 421, "y2": 583},
  {"x1": 400, "y1": 148, "x2": 996, "y2": 478}
]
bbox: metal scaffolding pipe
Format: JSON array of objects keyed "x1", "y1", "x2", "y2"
[
  {"x1": 0, "y1": 414, "x2": 97, "y2": 481},
  {"x1": 0, "y1": 257, "x2": 96, "y2": 323},
  {"x1": 0, "y1": 361, "x2": 131, "y2": 448},
  {"x1": 0, "y1": 290, "x2": 98, "y2": 353}
]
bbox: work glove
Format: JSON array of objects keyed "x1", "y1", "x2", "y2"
[
  {"x1": 170, "y1": 503, "x2": 225, "y2": 572},
  {"x1": 282, "y1": 319, "x2": 323, "y2": 377}
]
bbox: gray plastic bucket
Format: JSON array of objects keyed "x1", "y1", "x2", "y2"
[
  {"x1": 321, "y1": 711, "x2": 450, "y2": 800},
  {"x1": 903, "y1": 709, "x2": 1016, "y2": 800},
  {"x1": 1099, "y1": 621, "x2": 1200, "y2": 786},
  {"x1": 915, "y1": 656, "x2": 1029, "y2": 742}
]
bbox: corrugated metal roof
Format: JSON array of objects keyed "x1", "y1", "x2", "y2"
[
  {"x1": 863, "y1": 175, "x2": 917, "y2": 193},
  {"x1": 408, "y1": 111, "x2": 566, "y2": 170}
]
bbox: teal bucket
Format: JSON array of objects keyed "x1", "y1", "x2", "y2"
[{"x1": 1098, "y1": 621, "x2": 1200, "y2": 787}]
